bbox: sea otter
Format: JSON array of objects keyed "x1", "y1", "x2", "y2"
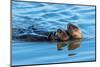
[
  {"x1": 55, "y1": 29, "x2": 70, "y2": 41},
  {"x1": 55, "y1": 23, "x2": 82, "y2": 41},
  {"x1": 67, "y1": 23, "x2": 82, "y2": 39},
  {"x1": 15, "y1": 23, "x2": 82, "y2": 41}
]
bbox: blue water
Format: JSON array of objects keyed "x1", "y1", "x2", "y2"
[{"x1": 12, "y1": 1, "x2": 96, "y2": 66}]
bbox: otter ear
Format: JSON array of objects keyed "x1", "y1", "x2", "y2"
[{"x1": 67, "y1": 23, "x2": 78, "y2": 30}]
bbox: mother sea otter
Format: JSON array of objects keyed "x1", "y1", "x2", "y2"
[{"x1": 15, "y1": 23, "x2": 82, "y2": 41}]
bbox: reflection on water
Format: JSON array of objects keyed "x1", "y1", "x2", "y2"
[
  {"x1": 12, "y1": 38, "x2": 95, "y2": 66},
  {"x1": 57, "y1": 39, "x2": 82, "y2": 56}
]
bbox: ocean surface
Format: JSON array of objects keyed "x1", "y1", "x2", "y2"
[{"x1": 12, "y1": 1, "x2": 96, "y2": 66}]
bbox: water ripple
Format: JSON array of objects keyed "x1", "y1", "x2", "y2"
[{"x1": 12, "y1": 1, "x2": 96, "y2": 66}]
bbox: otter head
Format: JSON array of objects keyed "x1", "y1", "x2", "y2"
[
  {"x1": 67, "y1": 23, "x2": 82, "y2": 39},
  {"x1": 56, "y1": 29, "x2": 69, "y2": 41}
]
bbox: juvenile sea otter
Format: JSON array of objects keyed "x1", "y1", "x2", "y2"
[
  {"x1": 55, "y1": 29, "x2": 70, "y2": 41},
  {"x1": 15, "y1": 23, "x2": 82, "y2": 41}
]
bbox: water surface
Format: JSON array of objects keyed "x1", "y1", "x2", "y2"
[{"x1": 12, "y1": 1, "x2": 96, "y2": 66}]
